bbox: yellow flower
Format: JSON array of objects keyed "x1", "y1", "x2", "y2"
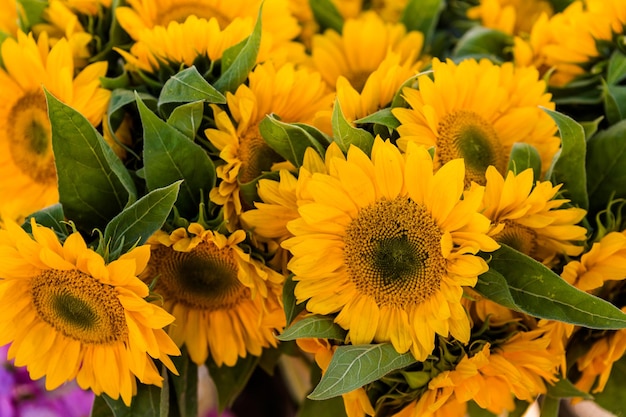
[
  {"x1": 283, "y1": 139, "x2": 500, "y2": 361},
  {"x1": 561, "y1": 231, "x2": 626, "y2": 292},
  {"x1": 394, "y1": 330, "x2": 560, "y2": 417},
  {"x1": 0, "y1": 220, "x2": 179, "y2": 405},
  {"x1": 467, "y1": 0, "x2": 553, "y2": 35},
  {"x1": 205, "y1": 61, "x2": 333, "y2": 229},
  {"x1": 0, "y1": 31, "x2": 110, "y2": 223},
  {"x1": 297, "y1": 337, "x2": 375, "y2": 417},
  {"x1": 393, "y1": 58, "x2": 560, "y2": 186},
  {"x1": 480, "y1": 166, "x2": 587, "y2": 264},
  {"x1": 142, "y1": 223, "x2": 285, "y2": 366},
  {"x1": 310, "y1": 11, "x2": 423, "y2": 93},
  {"x1": 0, "y1": 0, "x2": 18, "y2": 35}
]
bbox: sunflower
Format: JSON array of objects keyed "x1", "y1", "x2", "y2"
[
  {"x1": 0, "y1": 220, "x2": 180, "y2": 406},
  {"x1": 392, "y1": 58, "x2": 560, "y2": 186},
  {"x1": 480, "y1": 166, "x2": 587, "y2": 265},
  {"x1": 467, "y1": 0, "x2": 553, "y2": 35},
  {"x1": 0, "y1": 31, "x2": 110, "y2": 223},
  {"x1": 393, "y1": 330, "x2": 560, "y2": 417},
  {"x1": 142, "y1": 223, "x2": 285, "y2": 366},
  {"x1": 205, "y1": 61, "x2": 333, "y2": 229},
  {"x1": 297, "y1": 337, "x2": 375, "y2": 417},
  {"x1": 310, "y1": 11, "x2": 423, "y2": 93},
  {"x1": 282, "y1": 139, "x2": 499, "y2": 361}
]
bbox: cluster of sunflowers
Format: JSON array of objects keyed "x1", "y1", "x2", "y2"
[{"x1": 3, "y1": 0, "x2": 626, "y2": 416}]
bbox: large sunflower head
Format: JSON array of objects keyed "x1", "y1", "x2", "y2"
[
  {"x1": 0, "y1": 31, "x2": 110, "y2": 223},
  {"x1": 205, "y1": 61, "x2": 333, "y2": 230},
  {"x1": 467, "y1": 0, "x2": 554, "y2": 35},
  {"x1": 282, "y1": 139, "x2": 500, "y2": 361},
  {"x1": 0, "y1": 220, "x2": 180, "y2": 406},
  {"x1": 310, "y1": 11, "x2": 423, "y2": 93},
  {"x1": 392, "y1": 58, "x2": 560, "y2": 186},
  {"x1": 142, "y1": 223, "x2": 285, "y2": 366},
  {"x1": 480, "y1": 166, "x2": 587, "y2": 265}
]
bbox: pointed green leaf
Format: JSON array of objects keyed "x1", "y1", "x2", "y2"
[
  {"x1": 108, "y1": 89, "x2": 157, "y2": 119},
  {"x1": 167, "y1": 101, "x2": 205, "y2": 140},
  {"x1": 206, "y1": 354, "x2": 260, "y2": 411},
  {"x1": 546, "y1": 377, "x2": 593, "y2": 400},
  {"x1": 170, "y1": 348, "x2": 199, "y2": 417},
  {"x1": 592, "y1": 355, "x2": 626, "y2": 417},
  {"x1": 580, "y1": 116, "x2": 603, "y2": 140},
  {"x1": 259, "y1": 115, "x2": 326, "y2": 168},
  {"x1": 158, "y1": 66, "x2": 226, "y2": 107},
  {"x1": 602, "y1": 81, "x2": 626, "y2": 125},
  {"x1": 137, "y1": 95, "x2": 216, "y2": 218},
  {"x1": 607, "y1": 49, "x2": 626, "y2": 85},
  {"x1": 283, "y1": 274, "x2": 307, "y2": 325},
  {"x1": 101, "y1": 383, "x2": 163, "y2": 417},
  {"x1": 331, "y1": 100, "x2": 375, "y2": 155},
  {"x1": 475, "y1": 245, "x2": 626, "y2": 329},
  {"x1": 297, "y1": 397, "x2": 348, "y2": 417},
  {"x1": 278, "y1": 315, "x2": 347, "y2": 342},
  {"x1": 507, "y1": 143, "x2": 541, "y2": 179},
  {"x1": 309, "y1": 0, "x2": 343, "y2": 33},
  {"x1": 354, "y1": 108, "x2": 401, "y2": 130},
  {"x1": 586, "y1": 120, "x2": 626, "y2": 215},
  {"x1": 539, "y1": 395, "x2": 560, "y2": 417},
  {"x1": 309, "y1": 344, "x2": 417, "y2": 400},
  {"x1": 452, "y1": 27, "x2": 512, "y2": 61},
  {"x1": 544, "y1": 108, "x2": 588, "y2": 209},
  {"x1": 103, "y1": 181, "x2": 181, "y2": 259},
  {"x1": 46, "y1": 90, "x2": 137, "y2": 232},
  {"x1": 213, "y1": 7, "x2": 262, "y2": 93},
  {"x1": 400, "y1": 0, "x2": 444, "y2": 47},
  {"x1": 22, "y1": 204, "x2": 66, "y2": 237}
]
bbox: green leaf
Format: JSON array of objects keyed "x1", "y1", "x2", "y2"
[
  {"x1": 101, "y1": 383, "x2": 163, "y2": 417},
  {"x1": 309, "y1": 344, "x2": 417, "y2": 400},
  {"x1": 475, "y1": 245, "x2": 626, "y2": 329},
  {"x1": 354, "y1": 108, "x2": 401, "y2": 130},
  {"x1": 277, "y1": 315, "x2": 347, "y2": 342},
  {"x1": 283, "y1": 274, "x2": 307, "y2": 325},
  {"x1": 331, "y1": 100, "x2": 375, "y2": 155},
  {"x1": 400, "y1": 0, "x2": 444, "y2": 48},
  {"x1": 213, "y1": 7, "x2": 262, "y2": 93},
  {"x1": 467, "y1": 400, "x2": 497, "y2": 417},
  {"x1": 137, "y1": 94, "x2": 216, "y2": 218},
  {"x1": 507, "y1": 143, "x2": 542, "y2": 179},
  {"x1": 546, "y1": 377, "x2": 593, "y2": 400},
  {"x1": 580, "y1": 116, "x2": 603, "y2": 140},
  {"x1": 607, "y1": 49, "x2": 626, "y2": 85},
  {"x1": 539, "y1": 395, "x2": 560, "y2": 417},
  {"x1": 103, "y1": 181, "x2": 181, "y2": 260},
  {"x1": 22, "y1": 204, "x2": 66, "y2": 237},
  {"x1": 309, "y1": 0, "x2": 343, "y2": 33},
  {"x1": 206, "y1": 354, "x2": 260, "y2": 411},
  {"x1": 592, "y1": 355, "x2": 626, "y2": 417},
  {"x1": 46, "y1": 89, "x2": 137, "y2": 232},
  {"x1": 586, "y1": 120, "x2": 626, "y2": 215},
  {"x1": 259, "y1": 115, "x2": 326, "y2": 168},
  {"x1": 544, "y1": 108, "x2": 588, "y2": 210},
  {"x1": 90, "y1": 396, "x2": 110, "y2": 417},
  {"x1": 297, "y1": 397, "x2": 348, "y2": 417},
  {"x1": 158, "y1": 66, "x2": 226, "y2": 108},
  {"x1": 16, "y1": 0, "x2": 47, "y2": 31},
  {"x1": 602, "y1": 81, "x2": 626, "y2": 125},
  {"x1": 452, "y1": 26, "x2": 512, "y2": 61},
  {"x1": 170, "y1": 348, "x2": 199, "y2": 417},
  {"x1": 108, "y1": 89, "x2": 157, "y2": 120},
  {"x1": 167, "y1": 101, "x2": 204, "y2": 140}
]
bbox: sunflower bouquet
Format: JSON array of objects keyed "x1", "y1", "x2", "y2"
[{"x1": 2, "y1": 0, "x2": 626, "y2": 416}]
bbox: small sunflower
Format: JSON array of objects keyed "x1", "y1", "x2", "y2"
[
  {"x1": 297, "y1": 338, "x2": 375, "y2": 417},
  {"x1": 282, "y1": 139, "x2": 500, "y2": 361},
  {"x1": 393, "y1": 330, "x2": 560, "y2": 417},
  {"x1": 392, "y1": 58, "x2": 560, "y2": 185},
  {"x1": 480, "y1": 166, "x2": 587, "y2": 265},
  {"x1": 0, "y1": 220, "x2": 180, "y2": 406},
  {"x1": 0, "y1": 31, "x2": 110, "y2": 222},
  {"x1": 205, "y1": 61, "x2": 333, "y2": 229},
  {"x1": 310, "y1": 11, "x2": 423, "y2": 93},
  {"x1": 467, "y1": 0, "x2": 553, "y2": 35},
  {"x1": 142, "y1": 223, "x2": 285, "y2": 366}
]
